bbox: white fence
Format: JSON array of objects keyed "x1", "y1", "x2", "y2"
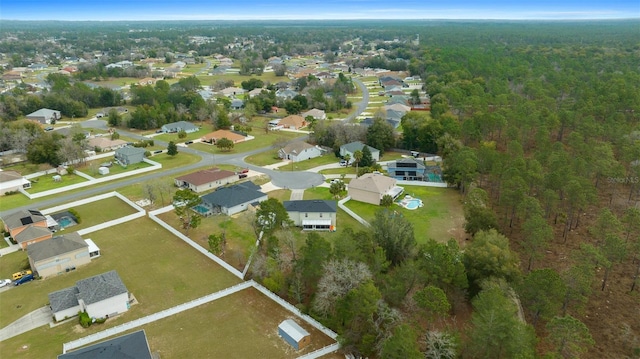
[
  {"x1": 148, "y1": 206, "x2": 244, "y2": 279},
  {"x1": 21, "y1": 158, "x2": 162, "y2": 199},
  {"x1": 397, "y1": 180, "x2": 448, "y2": 188},
  {"x1": 41, "y1": 192, "x2": 146, "y2": 235},
  {"x1": 338, "y1": 196, "x2": 370, "y2": 227},
  {"x1": 62, "y1": 281, "x2": 252, "y2": 353},
  {"x1": 242, "y1": 230, "x2": 263, "y2": 279},
  {"x1": 296, "y1": 343, "x2": 341, "y2": 359},
  {"x1": 251, "y1": 281, "x2": 338, "y2": 340}
]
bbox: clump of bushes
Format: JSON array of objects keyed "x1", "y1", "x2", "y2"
[
  {"x1": 133, "y1": 139, "x2": 154, "y2": 148},
  {"x1": 68, "y1": 208, "x2": 81, "y2": 224},
  {"x1": 79, "y1": 311, "x2": 91, "y2": 328}
]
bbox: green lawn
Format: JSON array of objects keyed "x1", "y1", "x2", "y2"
[
  {"x1": 196, "y1": 73, "x2": 289, "y2": 86},
  {"x1": 244, "y1": 149, "x2": 282, "y2": 166},
  {"x1": 0, "y1": 152, "x2": 200, "y2": 212},
  {"x1": 343, "y1": 186, "x2": 464, "y2": 244},
  {"x1": 267, "y1": 189, "x2": 292, "y2": 202},
  {"x1": 157, "y1": 210, "x2": 258, "y2": 271},
  {"x1": 0, "y1": 217, "x2": 241, "y2": 359},
  {"x1": 141, "y1": 287, "x2": 336, "y2": 359},
  {"x1": 153, "y1": 128, "x2": 208, "y2": 143},
  {"x1": 76, "y1": 160, "x2": 153, "y2": 178},
  {"x1": 26, "y1": 173, "x2": 88, "y2": 194},
  {"x1": 54, "y1": 195, "x2": 139, "y2": 233},
  {"x1": 278, "y1": 154, "x2": 341, "y2": 172},
  {"x1": 190, "y1": 131, "x2": 302, "y2": 155}
]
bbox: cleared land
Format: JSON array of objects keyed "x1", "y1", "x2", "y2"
[{"x1": 0, "y1": 217, "x2": 240, "y2": 359}]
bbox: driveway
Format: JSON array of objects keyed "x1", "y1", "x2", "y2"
[{"x1": 0, "y1": 306, "x2": 53, "y2": 342}]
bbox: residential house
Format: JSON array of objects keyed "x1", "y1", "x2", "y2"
[
  {"x1": 27, "y1": 232, "x2": 91, "y2": 278},
  {"x1": 2, "y1": 209, "x2": 53, "y2": 249},
  {"x1": 49, "y1": 270, "x2": 129, "y2": 322},
  {"x1": 114, "y1": 146, "x2": 146, "y2": 166},
  {"x1": 301, "y1": 108, "x2": 327, "y2": 120},
  {"x1": 200, "y1": 182, "x2": 268, "y2": 216},
  {"x1": 161, "y1": 121, "x2": 199, "y2": 134},
  {"x1": 279, "y1": 115, "x2": 307, "y2": 130},
  {"x1": 248, "y1": 87, "x2": 267, "y2": 98},
  {"x1": 87, "y1": 137, "x2": 128, "y2": 152},
  {"x1": 57, "y1": 330, "x2": 153, "y2": 359},
  {"x1": 174, "y1": 167, "x2": 238, "y2": 193},
  {"x1": 339, "y1": 141, "x2": 380, "y2": 162},
  {"x1": 26, "y1": 108, "x2": 61, "y2": 124},
  {"x1": 230, "y1": 98, "x2": 244, "y2": 110},
  {"x1": 0, "y1": 170, "x2": 31, "y2": 195},
  {"x1": 219, "y1": 87, "x2": 246, "y2": 97},
  {"x1": 137, "y1": 77, "x2": 157, "y2": 86},
  {"x1": 276, "y1": 89, "x2": 298, "y2": 100},
  {"x1": 284, "y1": 200, "x2": 337, "y2": 231},
  {"x1": 278, "y1": 319, "x2": 311, "y2": 350},
  {"x1": 200, "y1": 129, "x2": 248, "y2": 144},
  {"x1": 386, "y1": 158, "x2": 443, "y2": 182},
  {"x1": 347, "y1": 173, "x2": 404, "y2": 205},
  {"x1": 278, "y1": 142, "x2": 323, "y2": 162}
]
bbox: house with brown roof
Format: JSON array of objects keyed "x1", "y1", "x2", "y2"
[
  {"x1": 0, "y1": 170, "x2": 31, "y2": 195},
  {"x1": 278, "y1": 142, "x2": 323, "y2": 162},
  {"x1": 174, "y1": 167, "x2": 239, "y2": 193},
  {"x1": 279, "y1": 115, "x2": 307, "y2": 130},
  {"x1": 2, "y1": 209, "x2": 53, "y2": 249},
  {"x1": 200, "y1": 129, "x2": 248, "y2": 144},
  {"x1": 87, "y1": 137, "x2": 128, "y2": 152},
  {"x1": 347, "y1": 173, "x2": 404, "y2": 205}
]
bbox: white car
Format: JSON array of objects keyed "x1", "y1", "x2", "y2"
[{"x1": 0, "y1": 279, "x2": 11, "y2": 288}]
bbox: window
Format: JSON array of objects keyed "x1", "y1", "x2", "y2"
[
  {"x1": 305, "y1": 213, "x2": 308, "y2": 217},
  {"x1": 319, "y1": 213, "x2": 323, "y2": 217}
]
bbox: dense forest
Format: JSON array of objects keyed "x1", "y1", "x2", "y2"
[{"x1": 1, "y1": 20, "x2": 639, "y2": 358}]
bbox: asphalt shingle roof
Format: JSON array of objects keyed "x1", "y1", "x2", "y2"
[
  {"x1": 49, "y1": 287, "x2": 80, "y2": 313},
  {"x1": 27, "y1": 232, "x2": 87, "y2": 262},
  {"x1": 201, "y1": 182, "x2": 265, "y2": 208},
  {"x1": 341, "y1": 141, "x2": 379, "y2": 154},
  {"x1": 14, "y1": 225, "x2": 52, "y2": 244},
  {"x1": 2, "y1": 209, "x2": 45, "y2": 230},
  {"x1": 57, "y1": 330, "x2": 152, "y2": 359},
  {"x1": 76, "y1": 270, "x2": 128, "y2": 305},
  {"x1": 284, "y1": 200, "x2": 337, "y2": 213}
]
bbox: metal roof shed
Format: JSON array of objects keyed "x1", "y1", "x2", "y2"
[{"x1": 278, "y1": 319, "x2": 311, "y2": 350}]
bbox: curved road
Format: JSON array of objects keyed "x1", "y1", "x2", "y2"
[{"x1": 1, "y1": 80, "x2": 370, "y2": 217}]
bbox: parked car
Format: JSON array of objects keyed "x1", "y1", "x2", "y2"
[
  {"x1": 44, "y1": 126, "x2": 54, "y2": 131},
  {"x1": 0, "y1": 279, "x2": 11, "y2": 288},
  {"x1": 339, "y1": 160, "x2": 347, "y2": 166},
  {"x1": 330, "y1": 179, "x2": 343, "y2": 184},
  {"x1": 184, "y1": 141, "x2": 194, "y2": 145},
  {"x1": 241, "y1": 169, "x2": 249, "y2": 173},
  {"x1": 14, "y1": 274, "x2": 34, "y2": 286},
  {"x1": 239, "y1": 174, "x2": 248, "y2": 179},
  {"x1": 12, "y1": 270, "x2": 32, "y2": 281}
]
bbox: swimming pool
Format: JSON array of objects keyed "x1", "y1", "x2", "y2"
[
  {"x1": 58, "y1": 216, "x2": 76, "y2": 228},
  {"x1": 192, "y1": 205, "x2": 210, "y2": 214},
  {"x1": 404, "y1": 199, "x2": 422, "y2": 210}
]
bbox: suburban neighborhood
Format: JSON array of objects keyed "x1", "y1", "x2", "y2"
[{"x1": 0, "y1": 15, "x2": 638, "y2": 359}]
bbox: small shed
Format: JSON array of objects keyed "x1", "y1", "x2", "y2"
[
  {"x1": 278, "y1": 319, "x2": 311, "y2": 350},
  {"x1": 98, "y1": 167, "x2": 110, "y2": 175},
  {"x1": 52, "y1": 175, "x2": 62, "y2": 182}
]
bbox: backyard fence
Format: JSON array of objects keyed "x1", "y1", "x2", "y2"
[
  {"x1": 338, "y1": 196, "x2": 370, "y2": 227},
  {"x1": 148, "y1": 206, "x2": 244, "y2": 279},
  {"x1": 62, "y1": 281, "x2": 252, "y2": 353}
]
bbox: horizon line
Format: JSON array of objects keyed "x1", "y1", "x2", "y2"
[{"x1": 2, "y1": 17, "x2": 639, "y2": 22}]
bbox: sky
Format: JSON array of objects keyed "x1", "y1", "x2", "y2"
[{"x1": 1, "y1": 0, "x2": 639, "y2": 21}]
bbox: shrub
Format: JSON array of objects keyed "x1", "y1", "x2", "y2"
[
  {"x1": 78, "y1": 311, "x2": 91, "y2": 328},
  {"x1": 94, "y1": 317, "x2": 107, "y2": 324},
  {"x1": 147, "y1": 139, "x2": 154, "y2": 146},
  {"x1": 66, "y1": 165, "x2": 75, "y2": 174},
  {"x1": 144, "y1": 151, "x2": 151, "y2": 157},
  {"x1": 68, "y1": 208, "x2": 81, "y2": 224}
]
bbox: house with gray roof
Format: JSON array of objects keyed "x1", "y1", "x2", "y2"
[
  {"x1": 26, "y1": 108, "x2": 61, "y2": 124},
  {"x1": 58, "y1": 330, "x2": 153, "y2": 359},
  {"x1": 278, "y1": 141, "x2": 323, "y2": 163},
  {"x1": 0, "y1": 170, "x2": 31, "y2": 195},
  {"x1": 114, "y1": 146, "x2": 146, "y2": 166},
  {"x1": 284, "y1": 200, "x2": 337, "y2": 231},
  {"x1": 49, "y1": 270, "x2": 129, "y2": 322},
  {"x1": 348, "y1": 173, "x2": 404, "y2": 205},
  {"x1": 201, "y1": 182, "x2": 268, "y2": 216},
  {"x1": 28, "y1": 232, "x2": 90, "y2": 278},
  {"x1": 160, "y1": 121, "x2": 199, "y2": 134},
  {"x1": 339, "y1": 141, "x2": 380, "y2": 162}
]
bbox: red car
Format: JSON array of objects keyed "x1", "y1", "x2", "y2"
[{"x1": 241, "y1": 169, "x2": 249, "y2": 173}]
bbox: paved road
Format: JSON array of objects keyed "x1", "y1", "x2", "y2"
[{"x1": 346, "y1": 77, "x2": 369, "y2": 122}]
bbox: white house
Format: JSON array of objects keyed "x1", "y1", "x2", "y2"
[
  {"x1": 284, "y1": 200, "x2": 337, "y2": 231},
  {"x1": 278, "y1": 142, "x2": 323, "y2": 162},
  {"x1": 26, "y1": 108, "x2": 61, "y2": 124},
  {"x1": 301, "y1": 108, "x2": 327, "y2": 121},
  {"x1": 49, "y1": 270, "x2": 129, "y2": 322},
  {"x1": 339, "y1": 141, "x2": 380, "y2": 162},
  {"x1": 0, "y1": 170, "x2": 31, "y2": 195},
  {"x1": 161, "y1": 121, "x2": 199, "y2": 134}
]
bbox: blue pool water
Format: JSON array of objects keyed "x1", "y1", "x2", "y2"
[
  {"x1": 58, "y1": 217, "x2": 75, "y2": 228},
  {"x1": 405, "y1": 199, "x2": 422, "y2": 210},
  {"x1": 192, "y1": 205, "x2": 210, "y2": 214}
]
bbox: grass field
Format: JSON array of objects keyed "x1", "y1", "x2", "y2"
[
  {"x1": 190, "y1": 130, "x2": 302, "y2": 155},
  {"x1": 26, "y1": 173, "x2": 88, "y2": 194},
  {"x1": 244, "y1": 149, "x2": 282, "y2": 166},
  {"x1": 196, "y1": 72, "x2": 289, "y2": 86},
  {"x1": 278, "y1": 154, "x2": 340, "y2": 172},
  {"x1": 54, "y1": 195, "x2": 139, "y2": 233},
  {"x1": 141, "y1": 287, "x2": 337, "y2": 358},
  {"x1": 343, "y1": 185, "x2": 465, "y2": 244},
  {"x1": 0, "y1": 217, "x2": 241, "y2": 359},
  {"x1": 153, "y1": 128, "x2": 208, "y2": 143},
  {"x1": 0, "y1": 152, "x2": 200, "y2": 212},
  {"x1": 77, "y1": 159, "x2": 153, "y2": 178}
]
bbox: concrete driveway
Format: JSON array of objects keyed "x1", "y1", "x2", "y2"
[{"x1": 0, "y1": 306, "x2": 53, "y2": 342}]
